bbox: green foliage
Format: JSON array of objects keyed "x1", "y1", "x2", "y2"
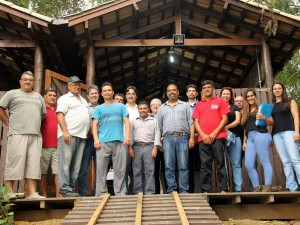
[
  {"x1": 0, "y1": 185, "x2": 14, "y2": 225},
  {"x1": 6, "y1": 0, "x2": 112, "y2": 18},
  {"x1": 275, "y1": 52, "x2": 300, "y2": 106}
]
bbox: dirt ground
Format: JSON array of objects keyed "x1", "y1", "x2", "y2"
[{"x1": 13, "y1": 220, "x2": 300, "y2": 225}]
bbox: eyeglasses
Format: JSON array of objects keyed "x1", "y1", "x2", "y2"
[{"x1": 20, "y1": 78, "x2": 34, "y2": 82}]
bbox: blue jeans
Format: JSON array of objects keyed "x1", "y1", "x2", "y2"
[
  {"x1": 77, "y1": 138, "x2": 96, "y2": 196},
  {"x1": 245, "y1": 131, "x2": 273, "y2": 188},
  {"x1": 163, "y1": 135, "x2": 189, "y2": 193},
  {"x1": 227, "y1": 137, "x2": 242, "y2": 191},
  {"x1": 58, "y1": 136, "x2": 86, "y2": 194},
  {"x1": 273, "y1": 131, "x2": 300, "y2": 191}
]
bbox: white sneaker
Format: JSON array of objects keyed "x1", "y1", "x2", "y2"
[
  {"x1": 7, "y1": 191, "x2": 17, "y2": 199},
  {"x1": 26, "y1": 192, "x2": 46, "y2": 199}
]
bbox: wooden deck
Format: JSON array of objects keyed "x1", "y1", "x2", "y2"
[{"x1": 10, "y1": 192, "x2": 300, "y2": 223}]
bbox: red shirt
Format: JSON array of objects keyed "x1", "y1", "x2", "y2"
[
  {"x1": 192, "y1": 96, "x2": 230, "y2": 142},
  {"x1": 41, "y1": 106, "x2": 58, "y2": 148}
]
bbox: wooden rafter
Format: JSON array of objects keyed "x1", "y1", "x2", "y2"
[
  {"x1": 94, "y1": 38, "x2": 262, "y2": 47},
  {"x1": 0, "y1": 40, "x2": 35, "y2": 47},
  {"x1": 0, "y1": 4, "x2": 50, "y2": 27},
  {"x1": 68, "y1": 0, "x2": 141, "y2": 26}
]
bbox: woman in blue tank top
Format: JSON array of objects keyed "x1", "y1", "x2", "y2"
[{"x1": 272, "y1": 81, "x2": 300, "y2": 192}]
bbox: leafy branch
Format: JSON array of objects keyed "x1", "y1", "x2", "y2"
[{"x1": 0, "y1": 185, "x2": 14, "y2": 225}]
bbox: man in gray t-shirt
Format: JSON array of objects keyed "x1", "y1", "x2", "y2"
[{"x1": 0, "y1": 71, "x2": 46, "y2": 199}]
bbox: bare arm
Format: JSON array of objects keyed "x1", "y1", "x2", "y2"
[
  {"x1": 291, "y1": 99, "x2": 300, "y2": 141},
  {"x1": 256, "y1": 113, "x2": 274, "y2": 126},
  {"x1": 225, "y1": 111, "x2": 241, "y2": 130},
  {"x1": 123, "y1": 116, "x2": 130, "y2": 146},
  {"x1": 0, "y1": 107, "x2": 9, "y2": 127},
  {"x1": 57, "y1": 112, "x2": 71, "y2": 144},
  {"x1": 92, "y1": 119, "x2": 101, "y2": 150},
  {"x1": 189, "y1": 123, "x2": 195, "y2": 149}
]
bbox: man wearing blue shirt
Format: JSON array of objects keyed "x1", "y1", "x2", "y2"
[{"x1": 92, "y1": 82, "x2": 130, "y2": 196}]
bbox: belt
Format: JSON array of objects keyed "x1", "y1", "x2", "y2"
[
  {"x1": 164, "y1": 132, "x2": 188, "y2": 136},
  {"x1": 134, "y1": 142, "x2": 154, "y2": 146}
]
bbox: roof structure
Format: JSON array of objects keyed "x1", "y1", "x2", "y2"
[{"x1": 1, "y1": 0, "x2": 300, "y2": 99}]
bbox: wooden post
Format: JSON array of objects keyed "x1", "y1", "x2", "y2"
[
  {"x1": 86, "y1": 44, "x2": 95, "y2": 87},
  {"x1": 33, "y1": 42, "x2": 44, "y2": 94},
  {"x1": 261, "y1": 39, "x2": 273, "y2": 102}
]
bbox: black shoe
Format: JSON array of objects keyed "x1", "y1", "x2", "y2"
[{"x1": 62, "y1": 192, "x2": 79, "y2": 197}]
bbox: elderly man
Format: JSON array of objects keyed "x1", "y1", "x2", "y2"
[
  {"x1": 0, "y1": 71, "x2": 46, "y2": 199},
  {"x1": 157, "y1": 83, "x2": 195, "y2": 193},
  {"x1": 40, "y1": 88, "x2": 59, "y2": 197},
  {"x1": 56, "y1": 76, "x2": 90, "y2": 197},
  {"x1": 129, "y1": 101, "x2": 161, "y2": 194},
  {"x1": 234, "y1": 96, "x2": 244, "y2": 110}
]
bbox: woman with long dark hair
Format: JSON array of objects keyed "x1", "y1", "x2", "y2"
[
  {"x1": 241, "y1": 89, "x2": 274, "y2": 192},
  {"x1": 220, "y1": 87, "x2": 242, "y2": 192},
  {"x1": 272, "y1": 81, "x2": 300, "y2": 191}
]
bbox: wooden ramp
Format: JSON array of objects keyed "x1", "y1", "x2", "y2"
[{"x1": 61, "y1": 192, "x2": 222, "y2": 225}]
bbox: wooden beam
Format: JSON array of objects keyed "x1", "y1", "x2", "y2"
[
  {"x1": 33, "y1": 42, "x2": 44, "y2": 94},
  {"x1": 87, "y1": 194, "x2": 110, "y2": 225},
  {"x1": 0, "y1": 40, "x2": 35, "y2": 48},
  {"x1": 182, "y1": 15, "x2": 245, "y2": 39},
  {"x1": 135, "y1": 193, "x2": 143, "y2": 225},
  {"x1": 261, "y1": 39, "x2": 273, "y2": 101},
  {"x1": 0, "y1": 4, "x2": 50, "y2": 27},
  {"x1": 175, "y1": 11, "x2": 181, "y2": 34},
  {"x1": 86, "y1": 44, "x2": 95, "y2": 86},
  {"x1": 172, "y1": 192, "x2": 190, "y2": 225},
  {"x1": 68, "y1": 0, "x2": 141, "y2": 26},
  {"x1": 95, "y1": 38, "x2": 262, "y2": 47}
]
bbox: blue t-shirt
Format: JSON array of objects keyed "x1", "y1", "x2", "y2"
[{"x1": 92, "y1": 103, "x2": 129, "y2": 143}]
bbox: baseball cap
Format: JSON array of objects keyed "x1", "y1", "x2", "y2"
[{"x1": 67, "y1": 76, "x2": 83, "y2": 84}]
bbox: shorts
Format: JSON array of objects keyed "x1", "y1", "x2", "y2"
[
  {"x1": 4, "y1": 134, "x2": 42, "y2": 180},
  {"x1": 40, "y1": 147, "x2": 58, "y2": 174}
]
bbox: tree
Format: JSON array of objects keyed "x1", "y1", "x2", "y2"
[
  {"x1": 6, "y1": 0, "x2": 111, "y2": 18},
  {"x1": 275, "y1": 51, "x2": 300, "y2": 105}
]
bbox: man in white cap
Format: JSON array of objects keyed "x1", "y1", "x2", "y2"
[{"x1": 56, "y1": 76, "x2": 90, "y2": 197}]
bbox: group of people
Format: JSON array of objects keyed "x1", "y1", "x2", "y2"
[{"x1": 0, "y1": 71, "x2": 299, "y2": 199}]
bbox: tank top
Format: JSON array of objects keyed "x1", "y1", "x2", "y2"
[
  {"x1": 227, "y1": 105, "x2": 240, "y2": 137},
  {"x1": 272, "y1": 101, "x2": 294, "y2": 135},
  {"x1": 245, "y1": 114, "x2": 268, "y2": 136}
]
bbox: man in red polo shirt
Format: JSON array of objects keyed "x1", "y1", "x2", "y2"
[
  {"x1": 193, "y1": 80, "x2": 230, "y2": 193},
  {"x1": 40, "y1": 88, "x2": 59, "y2": 197}
]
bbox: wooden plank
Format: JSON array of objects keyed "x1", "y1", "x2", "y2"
[
  {"x1": 68, "y1": 0, "x2": 141, "y2": 26},
  {"x1": 0, "y1": 4, "x2": 50, "y2": 27},
  {"x1": 87, "y1": 194, "x2": 110, "y2": 225},
  {"x1": 172, "y1": 192, "x2": 190, "y2": 225},
  {"x1": 135, "y1": 193, "x2": 142, "y2": 225},
  {"x1": 95, "y1": 38, "x2": 262, "y2": 47},
  {"x1": 0, "y1": 40, "x2": 35, "y2": 48}
]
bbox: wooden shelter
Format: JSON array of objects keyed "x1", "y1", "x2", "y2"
[
  {"x1": 0, "y1": 0, "x2": 300, "y2": 98},
  {"x1": 1, "y1": 0, "x2": 300, "y2": 194}
]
